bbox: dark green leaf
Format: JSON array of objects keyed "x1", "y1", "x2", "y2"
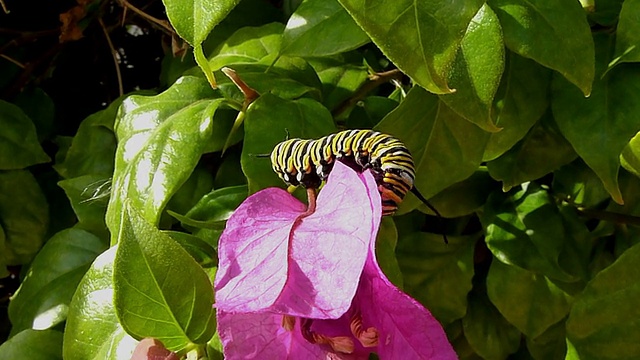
[
  {"x1": 13, "y1": 87, "x2": 55, "y2": 141},
  {"x1": 184, "y1": 185, "x2": 247, "y2": 225},
  {"x1": 54, "y1": 98, "x2": 121, "y2": 179},
  {"x1": 114, "y1": 205, "x2": 216, "y2": 351},
  {"x1": 462, "y1": 288, "x2": 521, "y2": 359},
  {"x1": 0, "y1": 100, "x2": 50, "y2": 170},
  {"x1": 63, "y1": 246, "x2": 139, "y2": 360},
  {"x1": 242, "y1": 94, "x2": 337, "y2": 193},
  {"x1": 163, "y1": 230, "x2": 217, "y2": 267},
  {"x1": 338, "y1": 0, "x2": 484, "y2": 93},
  {"x1": 440, "y1": 4, "x2": 504, "y2": 132},
  {"x1": 308, "y1": 54, "x2": 368, "y2": 113},
  {"x1": 567, "y1": 242, "x2": 640, "y2": 360},
  {"x1": 376, "y1": 87, "x2": 489, "y2": 213},
  {"x1": 487, "y1": 113, "x2": 577, "y2": 191},
  {"x1": 346, "y1": 96, "x2": 399, "y2": 129},
  {"x1": 552, "y1": 160, "x2": 610, "y2": 208},
  {"x1": 425, "y1": 168, "x2": 499, "y2": 218},
  {"x1": 281, "y1": 0, "x2": 369, "y2": 57},
  {"x1": 487, "y1": 260, "x2": 571, "y2": 338},
  {"x1": 526, "y1": 319, "x2": 567, "y2": 360},
  {"x1": 395, "y1": 228, "x2": 476, "y2": 325},
  {"x1": 208, "y1": 23, "x2": 284, "y2": 70},
  {"x1": 480, "y1": 184, "x2": 577, "y2": 282},
  {"x1": 58, "y1": 175, "x2": 111, "y2": 238},
  {"x1": 0, "y1": 329, "x2": 62, "y2": 360},
  {"x1": 375, "y1": 217, "x2": 402, "y2": 288},
  {"x1": 610, "y1": 0, "x2": 640, "y2": 67},
  {"x1": 163, "y1": 0, "x2": 240, "y2": 45},
  {"x1": 552, "y1": 34, "x2": 640, "y2": 204},
  {"x1": 0, "y1": 170, "x2": 49, "y2": 265},
  {"x1": 484, "y1": 53, "x2": 550, "y2": 161},
  {"x1": 587, "y1": 0, "x2": 624, "y2": 26},
  {"x1": 106, "y1": 77, "x2": 220, "y2": 241},
  {"x1": 490, "y1": 0, "x2": 594, "y2": 95},
  {"x1": 166, "y1": 167, "x2": 214, "y2": 217},
  {"x1": 8, "y1": 229, "x2": 106, "y2": 336}
]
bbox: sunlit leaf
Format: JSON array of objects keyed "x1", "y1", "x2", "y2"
[{"x1": 163, "y1": 0, "x2": 240, "y2": 45}]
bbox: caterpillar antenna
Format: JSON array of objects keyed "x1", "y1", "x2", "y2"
[
  {"x1": 410, "y1": 187, "x2": 448, "y2": 244},
  {"x1": 249, "y1": 153, "x2": 271, "y2": 158}
]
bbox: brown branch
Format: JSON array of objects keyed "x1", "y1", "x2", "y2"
[
  {"x1": 1, "y1": 0, "x2": 8, "y2": 14},
  {"x1": 0, "y1": 54, "x2": 25, "y2": 68},
  {"x1": 98, "y1": 17, "x2": 123, "y2": 96},
  {"x1": 575, "y1": 208, "x2": 640, "y2": 227},
  {"x1": 331, "y1": 69, "x2": 404, "y2": 118},
  {"x1": 117, "y1": 0, "x2": 175, "y2": 36},
  {"x1": 2, "y1": 43, "x2": 62, "y2": 98}
]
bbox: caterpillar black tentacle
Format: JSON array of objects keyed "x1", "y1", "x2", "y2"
[{"x1": 269, "y1": 129, "x2": 447, "y2": 242}]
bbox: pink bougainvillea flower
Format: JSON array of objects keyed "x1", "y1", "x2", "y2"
[
  {"x1": 214, "y1": 161, "x2": 457, "y2": 359},
  {"x1": 215, "y1": 161, "x2": 378, "y2": 319}
]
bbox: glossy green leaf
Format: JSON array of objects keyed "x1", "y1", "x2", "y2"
[
  {"x1": 54, "y1": 97, "x2": 121, "y2": 179},
  {"x1": 395, "y1": 229, "x2": 475, "y2": 325},
  {"x1": 552, "y1": 160, "x2": 610, "y2": 208},
  {"x1": 163, "y1": 0, "x2": 240, "y2": 45},
  {"x1": 0, "y1": 170, "x2": 49, "y2": 265},
  {"x1": 484, "y1": 53, "x2": 550, "y2": 161},
  {"x1": 183, "y1": 185, "x2": 247, "y2": 225},
  {"x1": 567, "y1": 242, "x2": 640, "y2": 360},
  {"x1": 439, "y1": 4, "x2": 504, "y2": 132},
  {"x1": 376, "y1": 87, "x2": 489, "y2": 213},
  {"x1": 0, "y1": 329, "x2": 63, "y2": 360},
  {"x1": 487, "y1": 113, "x2": 577, "y2": 191},
  {"x1": 338, "y1": 0, "x2": 484, "y2": 94},
  {"x1": 308, "y1": 54, "x2": 368, "y2": 113},
  {"x1": 489, "y1": 0, "x2": 594, "y2": 95},
  {"x1": 163, "y1": 231, "x2": 217, "y2": 267},
  {"x1": 481, "y1": 184, "x2": 576, "y2": 282},
  {"x1": 552, "y1": 34, "x2": 640, "y2": 204},
  {"x1": 114, "y1": 205, "x2": 215, "y2": 351},
  {"x1": 487, "y1": 260, "x2": 571, "y2": 338},
  {"x1": 58, "y1": 175, "x2": 111, "y2": 238},
  {"x1": 281, "y1": 0, "x2": 369, "y2": 57},
  {"x1": 8, "y1": 229, "x2": 106, "y2": 336},
  {"x1": 63, "y1": 246, "x2": 139, "y2": 360},
  {"x1": 208, "y1": 23, "x2": 284, "y2": 70},
  {"x1": 242, "y1": 94, "x2": 337, "y2": 193},
  {"x1": 375, "y1": 217, "x2": 402, "y2": 288},
  {"x1": 610, "y1": 0, "x2": 640, "y2": 67},
  {"x1": 0, "y1": 100, "x2": 50, "y2": 170},
  {"x1": 462, "y1": 288, "x2": 521, "y2": 360},
  {"x1": 106, "y1": 76, "x2": 220, "y2": 242},
  {"x1": 424, "y1": 168, "x2": 500, "y2": 218}
]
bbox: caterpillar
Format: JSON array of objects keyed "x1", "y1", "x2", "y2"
[{"x1": 269, "y1": 129, "x2": 442, "y2": 219}]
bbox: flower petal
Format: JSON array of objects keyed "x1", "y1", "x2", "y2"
[
  {"x1": 356, "y1": 253, "x2": 458, "y2": 360},
  {"x1": 217, "y1": 310, "x2": 327, "y2": 359},
  {"x1": 215, "y1": 188, "x2": 304, "y2": 312},
  {"x1": 272, "y1": 162, "x2": 380, "y2": 319}
]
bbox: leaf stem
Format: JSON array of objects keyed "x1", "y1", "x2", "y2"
[{"x1": 331, "y1": 69, "x2": 403, "y2": 118}]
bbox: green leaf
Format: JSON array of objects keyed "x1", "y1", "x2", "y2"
[
  {"x1": 114, "y1": 204, "x2": 216, "y2": 351},
  {"x1": 526, "y1": 320, "x2": 567, "y2": 360},
  {"x1": 13, "y1": 87, "x2": 55, "y2": 141},
  {"x1": 183, "y1": 185, "x2": 247, "y2": 225},
  {"x1": 0, "y1": 100, "x2": 50, "y2": 170},
  {"x1": 0, "y1": 170, "x2": 49, "y2": 265},
  {"x1": 241, "y1": 94, "x2": 337, "y2": 194},
  {"x1": 54, "y1": 98, "x2": 121, "y2": 179},
  {"x1": 0, "y1": 329, "x2": 62, "y2": 360},
  {"x1": 425, "y1": 168, "x2": 500, "y2": 218},
  {"x1": 375, "y1": 217, "x2": 402, "y2": 288},
  {"x1": 106, "y1": 77, "x2": 220, "y2": 242},
  {"x1": 163, "y1": 0, "x2": 240, "y2": 45},
  {"x1": 487, "y1": 260, "x2": 571, "y2": 338},
  {"x1": 439, "y1": 4, "x2": 504, "y2": 132},
  {"x1": 166, "y1": 167, "x2": 214, "y2": 217},
  {"x1": 484, "y1": 52, "x2": 551, "y2": 161},
  {"x1": 567, "y1": 242, "x2": 640, "y2": 360},
  {"x1": 376, "y1": 87, "x2": 489, "y2": 213},
  {"x1": 8, "y1": 229, "x2": 106, "y2": 336},
  {"x1": 586, "y1": 0, "x2": 624, "y2": 26},
  {"x1": 552, "y1": 160, "x2": 610, "y2": 208},
  {"x1": 622, "y1": 131, "x2": 640, "y2": 179},
  {"x1": 163, "y1": 231, "x2": 218, "y2": 267},
  {"x1": 281, "y1": 0, "x2": 369, "y2": 57},
  {"x1": 63, "y1": 246, "x2": 139, "y2": 360},
  {"x1": 338, "y1": 0, "x2": 484, "y2": 94},
  {"x1": 213, "y1": 151, "x2": 246, "y2": 188},
  {"x1": 58, "y1": 175, "x2": 111, "y2": 238},
  {"x1": 480, "y1": 184, "x2": 577, "y2": 282},
  {"x1": 489, "y1": 0, "x2": 594, "y2": 95},
  {"x1": 308, "y1": 54, "x2": 368, "y2": 113},
  {"x1": 208, "y1": 23, "x2": 284, "y2": 70},
  {"x1": 346, "y1": 96, "x2": 399, "y2": 129},
  {"x1": 487, "y1": 112, "x2": 577, "y2": 191},
  {"x1": 552, "y1": 34, "x2": 640, "y2": 204},
  {"x1": 610, "y1": 0, "x2": 640, "y2": 67},
  {"x1": 462, "y1": 287, "x2": 521, "y2": 360},
  {"x1": 395, "y1": 228, "x2": 475, "y2": 325}
]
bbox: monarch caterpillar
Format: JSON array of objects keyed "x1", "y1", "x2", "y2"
[{"x1": 269, "y1": 129, "x2": 444, "y2": 226}]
